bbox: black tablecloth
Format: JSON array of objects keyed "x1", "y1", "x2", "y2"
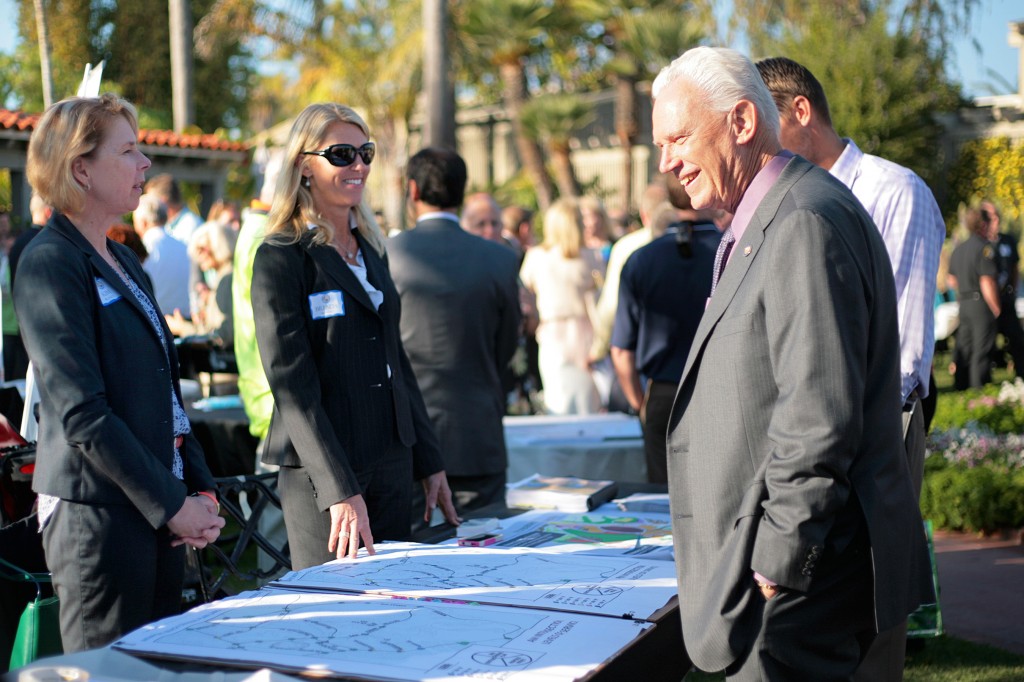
[{"x1": 186, "y1": 406, "x2": 258, "y2": 478}]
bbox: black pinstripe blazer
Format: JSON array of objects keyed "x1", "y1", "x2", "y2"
[
  {"x1": 252, "y1": 228, "x2": 443, "y2": 511},
  {"x1": 15, "y1": 213, "x2": 214, "y2": 529}
]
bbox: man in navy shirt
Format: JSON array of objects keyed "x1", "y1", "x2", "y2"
[{"x1": 611, "y1": 198, "x2": 723, "y2": 483}]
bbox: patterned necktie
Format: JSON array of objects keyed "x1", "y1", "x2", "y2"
[{"x1": 710, "y1": 227, "x2": 735, "y2": 296}]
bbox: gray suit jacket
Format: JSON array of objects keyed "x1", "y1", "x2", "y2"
[
  {"x1": 667, "y1": 157, "x2": 932, "y2": 671},
  {"x1": 388, "y1": 218, "x2": 521, "y2": 477}
]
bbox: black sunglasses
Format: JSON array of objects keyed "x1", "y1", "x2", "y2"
[{"x1": 302, "y1": 142, "x2": 375, "y2": 167}]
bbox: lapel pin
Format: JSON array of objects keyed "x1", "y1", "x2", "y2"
[{"x1": 743, "y1": 246, "x2": 752, "y2": 256}]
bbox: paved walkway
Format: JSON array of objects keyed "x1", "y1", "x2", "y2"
[{"x1": 932, "y1": 529, "x2": 1024, "y2": 655}]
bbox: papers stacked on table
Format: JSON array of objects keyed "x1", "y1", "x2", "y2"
[
  {"x1": 271, "y1": 541, "x2": 677, "y2": 621},
  {"x1": 506, "y1": 474, "x2": 618, "y2": 512},
  {"x1": 115, "y1": 541, "x2": 678, "y2": 681}
]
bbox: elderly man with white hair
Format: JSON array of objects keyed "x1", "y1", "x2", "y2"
[{"x1": 655, "y1": 47, "x2": 932, "y2": 680}]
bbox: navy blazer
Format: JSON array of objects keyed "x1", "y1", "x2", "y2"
[
  {"x1": 14, "y1": 213, "x2": 215, "y2": 529},
  {"x1": 252, "y1": 229, "x2": 444, "y2": 511}
]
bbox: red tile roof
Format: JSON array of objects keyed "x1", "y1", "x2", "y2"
[
  {"x1": 0, "y1": 108, "x2": 248, "y2": 152},
  {"x1": 0, "y1": 109, "x2": 36, "y2": 132}
]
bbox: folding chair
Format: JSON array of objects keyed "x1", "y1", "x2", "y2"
[{"x1": 192, "y1": 472, "x2": 290, "y2": 601}]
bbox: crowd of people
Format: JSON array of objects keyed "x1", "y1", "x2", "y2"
[{"x1": 7, "y1": 42, "x2": 1014, "y2": 681}]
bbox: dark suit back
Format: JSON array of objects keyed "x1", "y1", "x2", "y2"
[
  {"x1": 15, "y1": 214, "x2": 213, "y2": 529},
  {"x1": 387, "y1": 218, "x2": 521, "y2": 477},
  {"x1": 252, "y1": 230, "x2": 443, "y2": 510}
]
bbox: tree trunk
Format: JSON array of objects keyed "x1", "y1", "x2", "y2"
[
  {"x1": 614, "y1": 73, "x2": 638, "y2": 213},
  {"x1": 550, "y1": 142, "x2": 580, "y2": 200},
  {"x1": 373, "y1": 114, "x2": 410, "y2": 233},
  {"x1": 499, "y1": 61, "x2": 555, "y2": 212},
  {"x1": 169, "y1": 0, "x2": 195, "y2": 132},
  {"x1": 32, "y1": 0, "x2": 54, "y2": 108},
  {"x1": 422, "y1": 0, "x2": 456, "y2": 150}
]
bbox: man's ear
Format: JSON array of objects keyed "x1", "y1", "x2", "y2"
[
  {"x1": 731, "y1": 99, "x2": 759, "y2": 145},
  {"x1": 790, "y1": 95, "x2": 813, "y2": 127},
  {"x1": 407, "y1": 178, "x2": 420, "y2": 203}
]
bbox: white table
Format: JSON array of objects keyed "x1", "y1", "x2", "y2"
[{"x1": 503, "y1": 413, "x2": 647, "y2": 483}]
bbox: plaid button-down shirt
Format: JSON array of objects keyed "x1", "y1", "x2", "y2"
[{"x1": 830, "y1": 139, "x2": 945, "y2": 402}]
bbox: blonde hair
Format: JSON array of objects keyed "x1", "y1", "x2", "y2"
[
  {"x1": 189, "y1": 221, "x2": 238, "y2": 271},
  {"x1": 578, "y1": 195, "x2": 610, "y2": 242},
  {"x1": 265, "y1": 103, "x2": 385, "y2": 256},
  {"x1": 542, "y1": 198, "x2": 584, "y2": 259},
  {"x1": 27, "y1": 93, "x2": 139, "y2": 216}
]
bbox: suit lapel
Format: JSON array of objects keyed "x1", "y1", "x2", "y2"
[
  {"x1": 677, "y1": 157, "x2": 814, "y2": 391},
  {"x1": 50, "y1": 215, "x2": 166, "y2": 346},
  {"x1": 303, "y1": 233, "x2": 379, "y2": 317}
]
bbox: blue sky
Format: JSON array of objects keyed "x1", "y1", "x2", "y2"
[{"x1": 0, "y1": 0, "x2": 1020, "y2": 104}]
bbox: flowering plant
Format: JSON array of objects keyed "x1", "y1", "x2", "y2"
[{"x1": 924, "y1": 379, "x2": 1024, "y2": 532}]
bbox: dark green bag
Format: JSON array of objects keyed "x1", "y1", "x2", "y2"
[{"x1": 1, "y1": 557, "x2": 62, "y2": 669}]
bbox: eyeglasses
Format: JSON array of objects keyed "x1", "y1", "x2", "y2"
[{"x1": 302, "y1": 142, "x2": 375, "y2": 167}]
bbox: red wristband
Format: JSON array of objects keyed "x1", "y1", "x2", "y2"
[{"x1": 193, "y1": 490, "x2": 220, "y2": 512}]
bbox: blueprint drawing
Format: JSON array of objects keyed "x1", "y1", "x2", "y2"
[
  {"x1": 271, "y1": 542, "x2": 676, "y2": 621},
  {"x1": 114, "y1": 590, "x2": 651, "y2": 681}
]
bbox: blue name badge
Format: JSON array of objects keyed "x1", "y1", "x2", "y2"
[
  {"x1": 95, "y1": 277, "x2": 122, "y2": 306},
  {"x1": 309, "y1": 290, "x2": 345, "y2": 319}
]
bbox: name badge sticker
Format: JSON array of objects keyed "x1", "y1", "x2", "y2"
[
  {"x1": 95, "y1": 277, "x2": 122, "y2": 306},
  {"x1": 309, "y1": 290, "x2": 345, "y2": 319}
]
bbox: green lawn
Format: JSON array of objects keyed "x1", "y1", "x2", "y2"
[
  {"x1": 683, "y1": 636, "x2": 1024, "y2": 681},
  {"x1": 931, "y1": 347, "x2": 1017, "y2": 397}
]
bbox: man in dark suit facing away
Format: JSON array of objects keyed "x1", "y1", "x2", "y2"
[{"x1": 389, "y1": 148, "x2": 521, "y2": 520}]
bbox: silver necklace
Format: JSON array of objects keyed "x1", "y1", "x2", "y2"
[
  {"x1": 107, "y1": 249, "x2": 128, "y2": 280},
  {"x1": 336, "y1": 235, "x2": 359, "y2": 262}
]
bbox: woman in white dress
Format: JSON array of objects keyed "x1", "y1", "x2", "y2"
[{"x1": 519, "y1": 198, "x2": 602, "y2": 415}]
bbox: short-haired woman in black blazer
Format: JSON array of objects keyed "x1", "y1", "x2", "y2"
[
  {"x1": 16, "y1": 94, "x2": 224, "y2": 651},
  {"x1": 252, "y1": 103, "x2": 459, "y2": 569}
]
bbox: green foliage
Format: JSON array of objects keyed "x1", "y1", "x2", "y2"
[
  {"x1": 520, "y1": 94, "x2": 594, "y2": 146},
  {"x1": 9, "y1": 0, "x2": 99, "y2": 111},
  {"x1": 0, "y1": 170, "x2": 10, "y2": 212},
  {"x1": 929, "y1": 385, "x2": 1024, "y2": 435},
  {"x1": 757, "y1": 4, "x2": 962, "y2": 189},
  {"x1": 945, "y1": 137, "x2": 1024, "y2": 229},
  {"x1": 570, "y1": 0, "x2": 707, "y2": 82},
  {"x1": 921, "y1": 464, "x2": 1024, "y2": 534},
  {"x1": 731, "y1": 0, "x2": 980, "y2": 59},
  {"x1": 686, "y1": 636, "x2": 1024, "y2": 681},
  {"x1": 9, "y1": 0, "x2": 253, "y2": 132}
]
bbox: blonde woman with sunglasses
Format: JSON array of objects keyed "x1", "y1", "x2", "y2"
[{"x1": 251, "y1": 103, "x2": 459, "y2": 569}]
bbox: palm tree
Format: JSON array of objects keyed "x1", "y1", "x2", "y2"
[
  {"x1": 520, "y1": 94, "x2": 594, "y2": 199},
  {"x1": 571, "y1": 0, "x2": 706, "y2": 210},
  {"x1": 422, "y1": 0, "x2": 456, "y2": 149},
  {"x1": 285, "y1": 1, "x2": 423, "y2": 230},
  {"x1": 457, "y1": 0, "x2": 576, "y2": 212},
  {"x1": 32, "y1": 0, "x2": 54, "y2": 108}
]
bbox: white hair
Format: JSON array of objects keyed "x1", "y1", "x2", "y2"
[
  {"x1": 652, "y1": 46, "x2": 781, "y2": 143},
  {"x1": 135, "y1": 193, "x2": 168, "y2": 226}
]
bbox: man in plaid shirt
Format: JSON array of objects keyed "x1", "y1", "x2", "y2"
[{"x1": 757, "y1": 56, "x2": 944, "y2": 682}]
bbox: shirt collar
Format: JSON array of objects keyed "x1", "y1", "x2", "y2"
[
  {"x1": 729, "y1": 151, "x2": 793, "y2": 246},
  {"x1": 828, "y1": 138, "x2": 862, "y2": 186},
  {"x1": 417, "y1": 211, "x2": 461, "y2": 226}
]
